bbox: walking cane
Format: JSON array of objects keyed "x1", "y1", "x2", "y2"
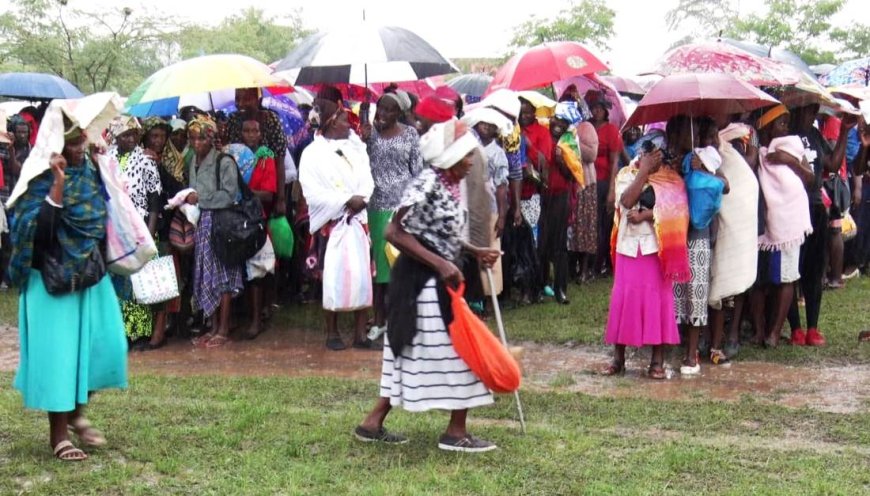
[{"x1": 485, "y1": 267, "x2": 527, "y2": 434}]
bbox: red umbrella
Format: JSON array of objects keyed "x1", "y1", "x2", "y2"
[
  {"x1": 624, "y1": 73, "x2": 780, "y2": 128},
  {"x1": 369, "y1": 78, "x2": 459, "y2": 99},
  {"x1": 646, "y1": 42, "x2": 801, "y2": 87},
  {"x1": 302, "y1": 83, "x2": 379, "y2": 102},
  {"x1": 486, "y1": 41, "x2": 608, "y2": 94}
]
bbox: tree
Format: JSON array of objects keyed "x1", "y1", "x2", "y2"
[
  {"x1": 176, "y1": 8, "x2": 310, "y2": 66},
  {"x1": 509, "y1": 0, "x2": 616, "y2": 51},
  {"x1": 0, "y1": 0, "x2": 175, "y2": 94},
  {"x1": 666, "y1": 0, "x2": 870, "y2": 64}
]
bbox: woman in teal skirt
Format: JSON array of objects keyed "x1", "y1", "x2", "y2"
[{"x1": 7, "y1": 119, "x2": 128, "y2": 461}]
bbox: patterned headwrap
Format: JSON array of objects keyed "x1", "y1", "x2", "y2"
[
  {"x1": 7, "y1": 114, "x2": 28, "y2": 133},
  {"x1": 554, "y1": 102, "x2": 584, "y2": 125},
  {"x1": 141, "y1": 116, "x2": 170, "y2": 143},
  {"x1": 187, "y1": 115, "x2": 217, "y2": 139},
  {"x1": 108, "y1": 115, "x2": 142, "y2": 144}
]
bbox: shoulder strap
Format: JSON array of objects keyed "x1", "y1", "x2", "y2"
[{"x1": 214, "y1": 152, "x2": 253, "y2": 200}]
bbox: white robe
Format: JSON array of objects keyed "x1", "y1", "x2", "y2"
[{"x1": 299, "y1": 132, "x2": 374, "y2": 233}]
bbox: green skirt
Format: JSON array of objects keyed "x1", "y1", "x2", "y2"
[
  {"x1": 369, "y1": 209, "x2": 394, "y2": 284},
  {"x1": 14, "y1": 270, "x2": 128, "y2": 412}
]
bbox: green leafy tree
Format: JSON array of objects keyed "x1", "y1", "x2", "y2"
[
  {"x1": 177, "y1": 8, "x2": 310, "y2": 66},
  {"x1": 509, "y1": 0, "x2": 616, "y2": 51},
  {"x1": 0, "y1": 0, "x2": 174, "y2": 94}
]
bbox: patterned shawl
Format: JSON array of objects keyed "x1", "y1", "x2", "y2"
[
  {"x1": 8, "y1": 157, "x2": 107, "y2": 288},
  {"x1": 611, "y1": 164, "x2": 691, "y2": 283},
  {"x1": 223, "y1": 143, "x2": 256, "y2": 184}
]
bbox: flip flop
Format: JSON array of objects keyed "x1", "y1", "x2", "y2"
[{"x1": 205, "y1": 335, "x2": 229, "y2": 349}]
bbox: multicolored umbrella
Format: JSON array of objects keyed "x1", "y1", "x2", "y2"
[
  {"x1": 125, "y1": 54, "x2": 288, "y2": 115},
  {"x1": 0, "y1": 72, "x2": 84, "y2": 100},
  {"x1": 646, "y1": 42, "x2": 801, "y2": 87},
  {"x1": 820, "y1": 57, "x2": 870, "y2": 87},
  {"x1": 274, "y1": 24, "x2": 459, "y2": 85},
  {"x1": 624, "y1": 73, "x2": 779, "y2": 128},
  {"x1": 446, "y1": 73, "x2": 494, "y2": 98},
  {"x1": 487, "y1": 41, "x2": 608, "y2": 94}
]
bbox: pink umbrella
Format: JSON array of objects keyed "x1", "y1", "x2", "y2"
[
  {"x1": 624, "y1": 73, "x2": 780, "y2": 128},
  {"x1": 487, "y1": 41, "x2": 608, "y2": 94},
  {"x1": 646, "y1": 42, "x2": 802, "y2": 87},
  {"x1": 553, "y1": 74, "x2": 628, "y2": 128},
  {"x1": 302, "y1": 83, "x2": 379, "y2": 102},
  {"x1": 601, "y1": 75, "x2": 648, "y2": 96},
  {"x1": 369, "y1": 78, "x2": 458, "y2": 99}
]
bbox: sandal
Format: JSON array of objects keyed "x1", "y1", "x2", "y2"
[
  {"x1": 647, "y1": 364, "x2": 666, "y2": 380},
  {"x1": 191, "y1": 332, "x2": 215, "y2": 347},
  {"x1": 53, "y1": 440, "x2": 87, "y2": 461},
  {"x1": 599, "y1": 361, "x2": 625, "y2": 376},
  {"x1": 204, "y1": 335, "x2": 229, "y2": 349},
  {"x1": 709, "y1": 348, "x2": 730, "y2": 365},
  {"x1": 68, "y1": 418, "x2": 106, "y2": 447}
]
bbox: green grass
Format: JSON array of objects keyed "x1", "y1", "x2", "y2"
[
  {"x1": 1, "y1": 374, "x2": 869, "y2": 495},
  {"x1": 1, "y1": 275, "x2": 869, "y2": 366}
]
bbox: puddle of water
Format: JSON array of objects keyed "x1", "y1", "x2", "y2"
[{"x1": 1, "y1": 326, "x2": 867, "y2": 413}]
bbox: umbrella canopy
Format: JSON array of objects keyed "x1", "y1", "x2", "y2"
[
  {"x1": 274, "y1": 24, "x2": 459, "y2": 85},
  {"x1": 553, "y1": 74, "x2": 629, "y2": 128},
  {"x1": 624, "y1": 73, "x2": 779, "y2": 128},
  {"x1": 487, "y1": 41, "x2": 608, "y2": 94},
  {"x1": 0, "y1": 72, "x2": 84, "y2": 100},
  {"x1": 819, "y1": 57, "x2": 870, "y2": 87},
  {"x1": 646, "y1": 41, "x2": 802, "y2": 86},
  {"x1": 125, "y1": 54, "x2": 287, "y2": 115},
  {"x1": 810, "y1": 63, "x2": 837, "y2": 78},
  {"x1": 772, "y1": 71, "x2": 839, "y2": 109},
  {"x1": 600, "y1": 75, "x2": 648, "y2": 96},
  {"x1": 719, "y1": 38, "x2": 816, "y2": 80},
  {"x1": 446, "y1": 73, "x2": 494, "y2": 97},
  {"x1": 370, "y1": 78, "x2": 458, "y2": 100}
]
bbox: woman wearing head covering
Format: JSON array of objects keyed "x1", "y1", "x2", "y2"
[
  {"x1": 603, "y1": 142, "x2": 690, "y2": 380},
  {"x1": 137, "y1": 117, "x2": 183, "y2": 350},
  {"x1": 107, "y1": 116, "x2": 163, "y2": 345},
  {"x1": 362, "y1": 90, "x2": 423, "y2": 340},
  {"x1": 8, "y1": 117, "x2": 127, "y2": 461},
  {"x1": 749, "y1": 105, "x2": 814, "y2": 348},
  {"x1": 355, "y1": 119, "x2": 501, "y2": 453},
  {"x1": 299, "y1": 98, "x2": 376, "y2": 350},
  {"x1": 186, "y1": 115, "x2": 244, "y2": 349},
  {"x1": 561, "y1": 100, "x2": 600, "y2": 283},
  {"x1": 585, "y1": 91, "x2": 624, "y2": 276}
]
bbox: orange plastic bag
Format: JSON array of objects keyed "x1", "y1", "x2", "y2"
[{"x1": 446, "y1": 283, "x2": 521, "y2": 393}]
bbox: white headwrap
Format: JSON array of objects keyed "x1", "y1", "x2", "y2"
[
  {"x1": 480, "y1": 89, "x2": 521, "y2": 120},
  {"x1": 460, "y1": 107, "x2": 513, "y2": 135},
  {"x1": 420, "y1": 118, "x2": 480, "y2": 170}
]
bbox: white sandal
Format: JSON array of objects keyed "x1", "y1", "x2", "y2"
[{"x1": 68, "y1": 418, "x2": 106, "y2": 447}]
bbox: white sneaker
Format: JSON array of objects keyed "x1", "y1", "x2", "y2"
[
  {"x1": 367, "y1": 325, "x2": 386, "y2": 341},
  {"x1": 680, "y1": 362, "x2": 701, "y2": 376}
]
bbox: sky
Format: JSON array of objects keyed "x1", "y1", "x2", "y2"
[{"x1": 1, "y1": 0, "x2": 866, "y2": 75}]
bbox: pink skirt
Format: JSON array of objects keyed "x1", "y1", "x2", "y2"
[{"x1": 605, "y1": 250, "x2": 681, "y2": 347}]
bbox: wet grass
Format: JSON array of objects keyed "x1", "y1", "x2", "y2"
[
  {"x1": 1, "y1": 373, "x2": 869, "y2": 495},
  {"x1": 1, "y1": 274, "x2": 868, "y2": 366}
]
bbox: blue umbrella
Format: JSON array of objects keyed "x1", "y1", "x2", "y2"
[{"x1": 0, "y1": 72, "x2": 84, "y2": 100}]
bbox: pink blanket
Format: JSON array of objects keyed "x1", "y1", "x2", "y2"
[{"x1": 758, "y1": 136, "x2": 813, "y2": 251}]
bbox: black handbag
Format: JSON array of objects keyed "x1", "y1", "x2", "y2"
[
  {"x1": 211, "y1": 154, "x2": 267, "y2": 266},
  {"x1": 41, "y1": 246, "x2": 106, "y2": 295}
]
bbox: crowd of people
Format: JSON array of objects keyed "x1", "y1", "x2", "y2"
[{"x1": 3, "y1": 76, "x2": 870, "y2": 458}]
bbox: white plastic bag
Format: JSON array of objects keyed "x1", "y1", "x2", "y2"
[
  {"x1": 321, "y1": 216, "x2": 372, "y2": 312},
  {"x1": 131, "y1": 256, "x2": 180, "y2": 305},
  {"x1": 246, "y1": 236, "x2": 276, "y2": 281},
  {"x1": 97, "y1": 154, "x2": 158, "y2": 275}
]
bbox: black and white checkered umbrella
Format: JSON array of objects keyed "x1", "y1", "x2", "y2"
[{"x1": 274, "y1": 24, "x2": 459, "y2": 85}]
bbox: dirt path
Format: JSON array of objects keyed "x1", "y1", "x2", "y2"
[{"x1": 1, "y1": 325, "x2": 867, "y2": 414}]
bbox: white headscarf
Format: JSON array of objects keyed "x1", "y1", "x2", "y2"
[
  {"x1": 460, "y1": 107, "x2": 513, "y2": 136},
  {"x1": 419, "y1": 119, "x2": 480, "y2": 170}
]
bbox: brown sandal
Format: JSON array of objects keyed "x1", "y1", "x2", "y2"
[
  {"x1": 205, "y1": 334, "x2": 229, "y2": 349},
  {"x1": 599, "y1": 362, "x2": 625, "y2": 376},
  {"x1": 53, "y1": 440, "x2": 87, "y2": 461},
  {"x1": 647, "y1": 364, "x2": 666, "y2": 380},
  {"x1": 68, "y1": 417, "x2": 106, "y2": 447}
]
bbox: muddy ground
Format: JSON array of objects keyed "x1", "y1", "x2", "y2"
[{"x1": 1, "y1": 324, "x2": 867, "y2": 414}]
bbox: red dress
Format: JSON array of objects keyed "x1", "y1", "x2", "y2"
[
  {"x1": 593, "y1": 123, "x2": 623, "y2": 182},
  {"x1": 249, "y1": 156, "x2": 278, "y2": 217}
]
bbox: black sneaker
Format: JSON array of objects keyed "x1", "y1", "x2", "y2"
[
  {"x1": 354, "y1": 426, "x2": 408, "y2": 444},
  {"x1": 437, "y1": 434, "x2": 497, "y2": 453}
]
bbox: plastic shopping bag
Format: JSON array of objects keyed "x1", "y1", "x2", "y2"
[
  {"x1": 246, "y1": 236, "x2": 276, "y2": 281},
  {"x1": 446, "y1": 283, "x2": 521, "y2": 393},
  {"x1": 97, "y1": 154, "x2": 157, "y2": 275},
  {"x1": 321, "y1": 216, "x2": 373, "y2": 312},
  {"x1": 131, "y1": 255, "x2": 180, "y2": 305}
]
